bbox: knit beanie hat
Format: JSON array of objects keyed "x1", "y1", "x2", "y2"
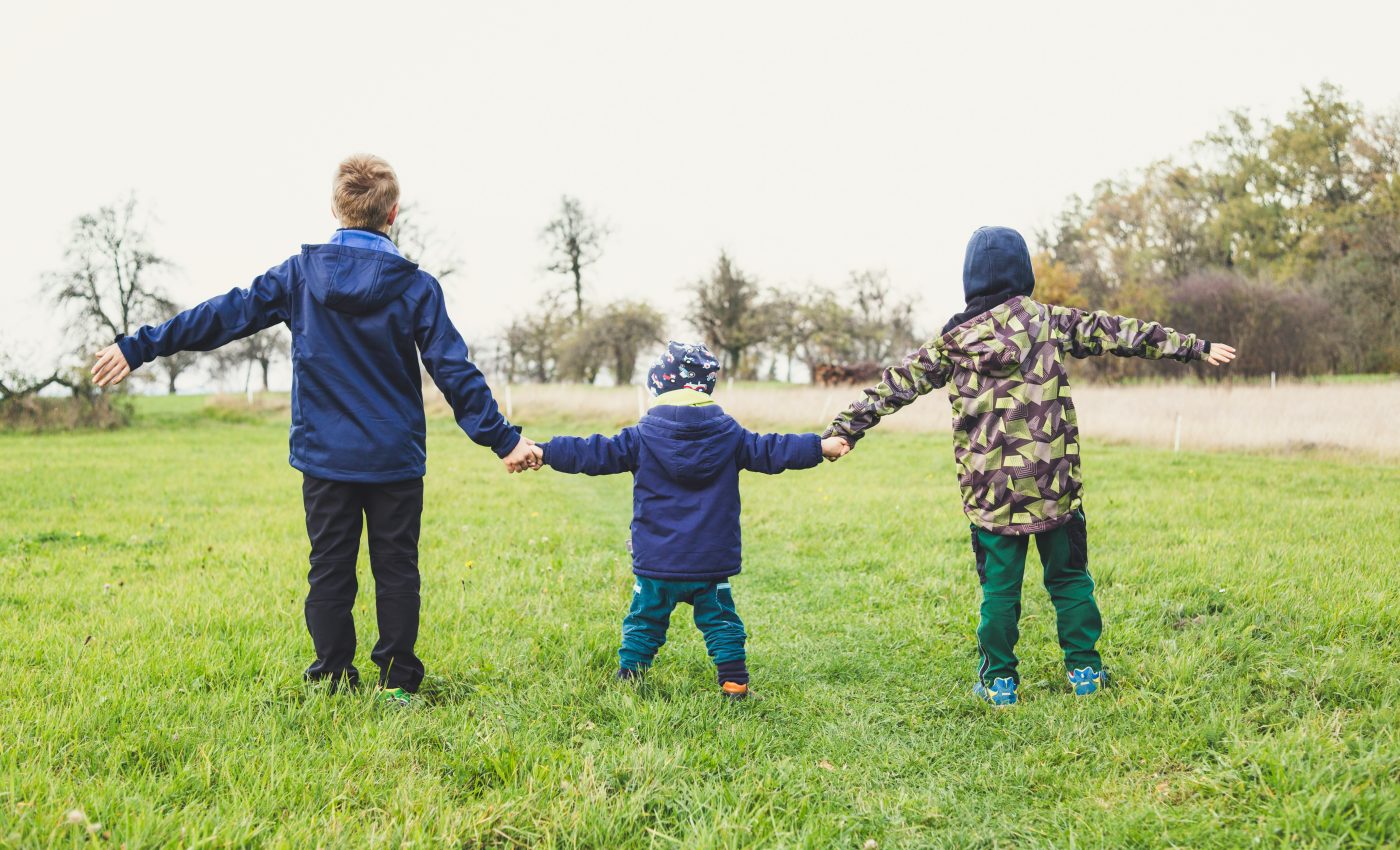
[{"x1": 646, "y1": 341, "x2": 721, "y2": 396}]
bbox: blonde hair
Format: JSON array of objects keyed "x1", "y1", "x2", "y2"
[{"x1": 332, "y1": 154, "x2": 399, "y2": 230}]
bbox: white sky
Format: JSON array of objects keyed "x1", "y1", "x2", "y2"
[{"x1": 2, "y1": 0, "x2": 1398, "y2": 385}]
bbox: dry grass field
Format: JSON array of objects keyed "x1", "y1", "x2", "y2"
[{"x1": 434, "y1": 377, "x2": 1400, "y2": 459}]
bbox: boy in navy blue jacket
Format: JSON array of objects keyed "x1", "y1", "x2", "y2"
[
  {"x1": 90, "y1": 154, "x2": 540, "y2": 704},
  {"x1": 536, "y1": 342, "x2": 849, "y2": 698}
]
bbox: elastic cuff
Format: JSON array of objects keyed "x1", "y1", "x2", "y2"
[
  {"x1": 716, "y1": 658, "x2": 749, "y2": 685},
  {"x1": 114, "y1": 335, "x2": 142, "y2": 371},
  {"x1": 492, "y1": 426, "x2": 523, "y2": 459}
]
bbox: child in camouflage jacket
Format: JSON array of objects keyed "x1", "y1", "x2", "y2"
[{"x1": 824, "y1": 226, "x2": 1236, "y2": 706}]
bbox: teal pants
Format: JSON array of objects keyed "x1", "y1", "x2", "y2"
[
  {"x1": 972, "y1": 511, "x2": 1102, "y2": 685},
  {"x1": 619, "y1": 576, "x2": 746, "y2": 672}
]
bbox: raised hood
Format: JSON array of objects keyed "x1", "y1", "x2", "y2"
[
  {"x1": 301, "y1": 244, "x2": 420, "y2": 316},
  {"x1": 637, "y1": 404, "x2": 741, "y2": 485}
]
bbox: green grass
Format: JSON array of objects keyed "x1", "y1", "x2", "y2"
[{"x1": 1, "y1": 397, "x2": 1398, "y2": 849}]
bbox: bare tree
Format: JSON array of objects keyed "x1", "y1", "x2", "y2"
[
  {"x1": 0, "y1": 365, "x2": 74, "y2": 401},
  {"x1": 687, "y1": 252, "x2": 766, "y2": 378},
  {"x1": 847, "y1": 269, "x2": 920, "y2": 363},
  {"x1": 47, "y1": 196, "x2": 170, "y2": 346},
  {"x1": 595, "y1": 300, "x2": 667, "y2": 385},
  {"x1": 758, "y1": 288, "x2": 812, "y2": 382},
  {"x1": 388, "y1": 203, "x2": 462, "y2": 280},
  {"x1": 45, "y1": 196, "x2": 203, "y2": 391},
  {"x1": 216, "y1": 326, "x2": 291, "y2": 393},
  {"x1": 541, "y1": 196, "x2": 608, "y2": 325},
  {"x1": 503, "y1": 291, "x2": 571, "y2": 382}
]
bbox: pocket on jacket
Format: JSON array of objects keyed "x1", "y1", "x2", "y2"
[
  {"x1": 1067, "y1": 511, "x2": 1088, "y2": 570},
  {"x1": 971, "y1": 525, "x2": 987, "y2": 585}
]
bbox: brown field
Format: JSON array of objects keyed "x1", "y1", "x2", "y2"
[{"x1": 438, "y1": 378, "x2": 1400, "y2": 459}]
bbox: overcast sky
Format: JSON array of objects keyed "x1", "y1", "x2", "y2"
[{"x1": 3, "y1": 1, "x2": 1398, "y2": 384}]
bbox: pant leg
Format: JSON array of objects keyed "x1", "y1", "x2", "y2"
[
  {"x1": 973, "y1": 526, "x2": 1028, "y2": 686},
  {"x1": 302, "y1": 475, "x2": 364, "y2": 688},
  {"x1": 1035, "y1": 510, "x2": 1102, "y2": 672},
  {"x1": 619, "y1": 576, "x2": 679, "y2": 671},
  {"x1": 690, "y1": 580, "x2": 748, "y2": 683},
  {"x1": 362, "y1": 478, "x2": 425, "y2": 692}
]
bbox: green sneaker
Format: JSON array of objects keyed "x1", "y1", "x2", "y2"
[{"x1": 379, "y1": 687, "x2": 413, "y2": 707}]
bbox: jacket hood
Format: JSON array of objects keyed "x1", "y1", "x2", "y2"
[
  {"x1": 301, "y1": 244, "x2": 421, "y2": 316},
  {"x1": 941, "y1": 296, "x2": 1038, "y2": 378},
  {"x1": 637, "y1": 404, "x2": 741, "y2": 485},
  {"x1": 962, "y1": 226, "x2": 1034, "y2": 302}
]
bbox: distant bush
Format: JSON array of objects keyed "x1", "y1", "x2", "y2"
[
  {"x1": 0, "y1": 394, "x2": 131, "y2": 432},
  {"x1": 200, "y1": 394, "x2": 291, "y2": 424},
  {"x1": 1167, "y1": 273, "x2": 1345, "y2": 377}
]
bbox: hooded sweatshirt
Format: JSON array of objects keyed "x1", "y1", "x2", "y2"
[
  {"x1": 825, "y1": 233, "x2": 1208, "y2": 535},
  {"x1": 941, "y1": 226, "x2": 1036, "y2": 335},
  {"x1": 540, "y1": 403, "x2": 821, "y2": 581},
  {"x1": 116, "y1": 230, "x2": 519, "y2": 482}
]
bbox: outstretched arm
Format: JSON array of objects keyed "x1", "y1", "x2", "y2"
[
  {"x1": 415, "y1": 277, "x2": 522, "y2": 460},
  {"x1": 736, "y1": 430, "x2": 823, "y2": 474},
  {"x1": 92, "y1": 259, "x2": 293, "y2": 386},
  {"x1": 1048, "y1": 305, "x2": 1208, "y2": 362},
  {"x1": 823, "y1": 339, "x2": 953, "y2": 449},
  {"x1": 540, "y1": 428, "x2": 639, "y2": 475}
]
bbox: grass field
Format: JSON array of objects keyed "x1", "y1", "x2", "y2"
[{"x1": 2, "y1": 395, "x2": 1398, "y2": 849}]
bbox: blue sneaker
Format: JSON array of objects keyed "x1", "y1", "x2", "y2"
[
  {"x1": 1068, "y1": 667, "x2": 1105, "y2": 695},
  {"x1": 973, "y1": 677, "x2": 1017, "y2": 706}
]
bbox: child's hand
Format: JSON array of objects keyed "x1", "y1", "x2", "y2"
[
  {"x1": 1204, "y1": 343, "x2": 1237, "y2": 366},
  {"x1": 821, "y1": 436, "x2": 850, "y2": 461},
  {"x1": 91, "y1": 344, "x2": 131, "y2": 387},
  {"x1": 503, "y1": 438, "x2": 544, "y2": 473}
]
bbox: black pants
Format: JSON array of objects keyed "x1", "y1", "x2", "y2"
[{"x1": 302, "y1": 474, "x2": 425, "y2": 692}]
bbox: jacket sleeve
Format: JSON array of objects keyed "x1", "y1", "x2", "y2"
[
  {"x1": 115, "y1": 258, "x2": 292, "y2": 370},
  {"x1": 1047, "y1": 305, "x2": 1207, "y2": 362},
  {"x1": 823, "y1": 339, "x2": 953, "y2": 447},
  {"x1": 736, "y1": 431, "x2": 823, "y2": 474},
  {"x1": 540, "y1": 428, "x2": 639, "y2": 475},
  {"x1": 414, "y1": 276, "x2": 521, "y2": 458}
]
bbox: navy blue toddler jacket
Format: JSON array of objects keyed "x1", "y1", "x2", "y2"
[
  {"x1": 117, "y1": 235, "x2": 519, "y2": 482},
  {"x1": 541, "y1": 404, "x2": 821, "y2": 581}
]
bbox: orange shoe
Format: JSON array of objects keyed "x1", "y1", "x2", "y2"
[{"x1": 720, "y1": 681, "x2": 749, "y2": 700}]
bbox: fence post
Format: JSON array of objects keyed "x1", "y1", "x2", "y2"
[
  {"x1": 504, "y1": 383, "x2": 513, "y2": 419},
  {"x1": 1270, "y1": 371, "x2": 1276, "y2": 390}
]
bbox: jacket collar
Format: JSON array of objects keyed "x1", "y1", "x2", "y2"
[{"x1": 328, "y1": 228, "x2": 403, "y2": 257}]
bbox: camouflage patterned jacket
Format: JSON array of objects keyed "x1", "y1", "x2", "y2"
[{"x1": 825, "y1": 297, "x2": 1207, "y2": 535}]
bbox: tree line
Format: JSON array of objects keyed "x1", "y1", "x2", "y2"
[
  {"x1": 6, "y1": 81, "x2": 1394, "y2": 422},
  {"x1": 498, "y1": 208, "x2": 922, "y2": 385},
  {"x1": 1037, "y1": 82, "x2": 1400, "y2": 377}
]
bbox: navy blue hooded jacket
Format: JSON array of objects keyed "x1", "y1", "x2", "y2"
[
  {"x1": 540, "y1": 404, "x2": 821, "y2": 582},
  {"x1": 116, "y1": 232, "x2": 520, "y2": 482}
]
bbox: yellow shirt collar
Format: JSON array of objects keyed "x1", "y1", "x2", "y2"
[{"x1": 649, "y1": 388, "x2": 716, "y2": 408}]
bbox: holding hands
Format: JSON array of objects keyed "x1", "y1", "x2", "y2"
[
  {"x1": 503, "y1": 438, "x2": 544, "y2": 473},
  {"x1": 821, "y1": 436, "x2": 850, "y2": 461}
]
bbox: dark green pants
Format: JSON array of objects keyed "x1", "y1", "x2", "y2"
[
  {"x1": 619, "y1": 576, "x2": 746, "y2": 672},
  {"x1": 972, "y1": 511, "x2": 1101, "y2": 685}
]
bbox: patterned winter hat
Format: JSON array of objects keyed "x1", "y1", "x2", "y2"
[{"x1": 646, "y1": 341, "x2": 721, "y2": 396}]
